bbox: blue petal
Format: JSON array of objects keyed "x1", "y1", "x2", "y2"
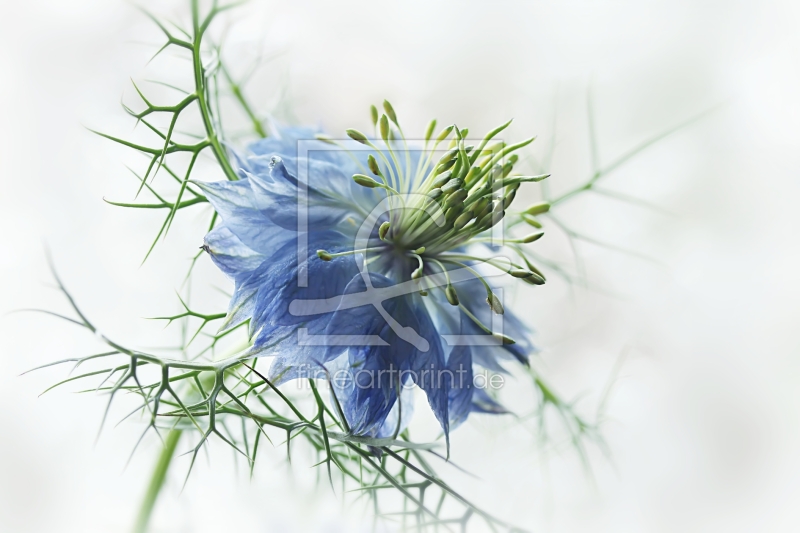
[{"x1": 203, "y1": 225, "x2": 267, "y2": 278}]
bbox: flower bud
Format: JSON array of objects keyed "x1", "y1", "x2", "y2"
[{"x1": 428, "y1": 188, "x2": 443, "y2": 199}]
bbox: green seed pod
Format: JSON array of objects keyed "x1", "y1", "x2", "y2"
[
  {"x1": 317, "y1": 250, "x2": 333, "y2": 261},
  {"x1": 424, "y1": 119, "x2": 437, "y2": 142},
  {"x1": 521, "y1": 232, "x2": 544, "y2": 243},
  {"x1": 379, "y1": 221, "x2": 391, "y2": 240},
  {"x1": 383, "y1": 99, "x2": 398, "y2": 125},
  {"x1": 346, "y1": 129, "x2": 368, "y2": 144},
  {"x1": 445, "y1": 285, "x2": 459, "y2": 306},
  {"x1": 524, "y1": 202, "x2": 550, "y2": 216},
  {"x1": 370, "y1": 105, "x2": 379, "y2": 126},
  {"x1": 353, "y1": 174, "x2": 380, "y2": 188}
]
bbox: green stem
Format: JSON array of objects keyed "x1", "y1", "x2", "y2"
[{"x1": 133, "y1": 429, "x2": 182, "y2": 533}]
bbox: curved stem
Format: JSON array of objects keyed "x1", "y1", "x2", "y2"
[{"x1": 132, "y1": 429, "x2": 182, "y2": 533}]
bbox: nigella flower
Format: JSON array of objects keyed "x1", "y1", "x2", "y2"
[{"x1": 197, "y1": 102, "x2": 549, "y2": 446}]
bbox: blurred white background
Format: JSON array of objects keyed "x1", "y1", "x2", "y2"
[{"x1": 2, "y1": 0, "x2": 800, "y2": 531}]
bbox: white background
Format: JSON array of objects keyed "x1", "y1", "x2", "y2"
[{"x1": 1, "y1": 0, "x2": 800, "y2": 531}]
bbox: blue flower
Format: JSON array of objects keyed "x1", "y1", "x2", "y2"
[{"x1": 198, "y1": 110, "x2": 545, "y2": 444}]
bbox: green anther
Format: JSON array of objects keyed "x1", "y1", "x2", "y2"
[
  {"x1": 437, "y1": 147, "x2": 459, "y2": 167},
  {"x1": 436, "y1": 124, "x2": 455, "y2": 143},
  {"x1": 432, "y1": 171, "x2": 453, "y2": 188},
  {"x1": 521, "y1": 232, "x2": 544, "y2": 243},
  {"x1": 317, "y1": 250, "x2": 333, "y2": 261},
  {"x1": 445, "y1": 285, "x2": 459, "y2": 306},
  {"x1": 521, "y1": 272, "x2": 546, "y2": 285},
  {"x1": 508, "y1": 154, "x2": 519, "y2": 165},
  {"x1": 379, "y1": 221, "x2": 391, "y2": 240},
  {"x1": 424, "y1": 119, "x2": 437, "y2": 142},
  {"x1": 524, "y1": 202, "x2": 550, "y2": 215},
  {"x1": 443, "y1": 189, "x2": 468, "y2": 209},
  {"x1": 370, "y1": 105, "x2": 379, "y2": 126},
  {"x1": 522, "y1": 257, "x2": 547, "y2": 280},
  {"x1": 522, "y1": 214, "x2": 543, "y2": 228},
  {"x1": 464, "y1": 166, "x2": 480, "y2": 185},
  {"x1": 445, "y1": 204, "x2": 464, "y2": 222},
  {"x1": 510, "y1": 268, "x2": 535, "y2": 279},
  {"x1": 411, "y1": 268, "x2": 423, "y2": 279},
  {"x1": 414, "y1": 246, "x2": 426, "y2": 254},
  {"x1": 379, "y1": 114, "x2": 390, "y2": 141},
  {"x1": 428, "y1": 188, "x2": 443, "y2": 199},
  {"x1": 346, "y1": 129, "x2": 368, "y2": 144},
  {"x1": 439, "y1": 158, "x2": 457, "y2": 172},
  {"x1": 420, "y1": 289, "x2": 429, "y2": 296},
  {"x1": 383, "y1": 100, "x2": 398, "y2": 125},
  {"x1": 503, "y1": 190, "x2": 517, "y2": 210},
  {"x1": 315, "y1": 133, "x2": 336, "y2": 144},
  {"x1": 473, "y1": 198, "x2": 490, "y2": 219},
  {"x1": 486, "y1": 292, "x2": 504, "y2": 314},
  {"x1": 367, "y1": 154, "x2": 381, "y2": 176},
  {"x1": 441, "y1": 178, "x2": 463, "y2": 194},
  {"x1": 453, "y1": 210, "x2": 474, "y2": 230},
  {"x1": 493, "y1": 332, "x2": 516, "y2": 345},
  {"x1": 353, "y1": 174, "x2": 380, "y2": 188}
]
